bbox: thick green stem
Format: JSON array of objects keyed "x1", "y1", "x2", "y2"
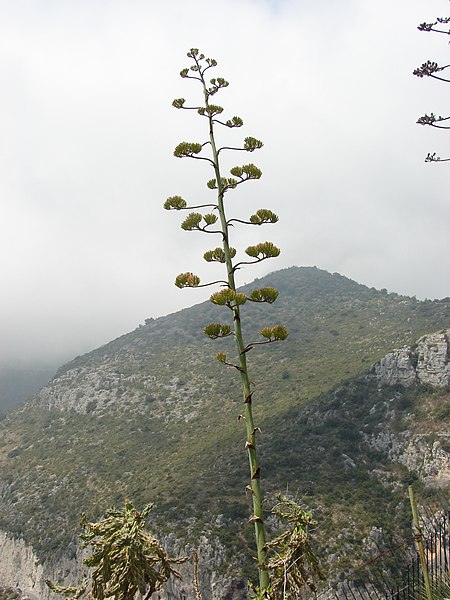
[{"x1": 200, "y1": 74, "x2": 269, "y2": 591}]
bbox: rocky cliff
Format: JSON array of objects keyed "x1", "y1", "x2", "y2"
[
  {"x1": 369, "y1": 329, "x2": 450, "y2": 489},
  {"x1": 0, "y1": 531, "x2": 244, "y2": 600},
  {"x1": 0, "y1": 532, "x2": 81, "y2": 600},
  {"x1": 374, "y1": 329, "x2": 450, "y2": 388},
  {"x1": 2, "y1": 330, "x2": 448, "y2": 599}
]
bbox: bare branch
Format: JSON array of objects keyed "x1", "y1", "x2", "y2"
[
  {"x1": 417, "y1": 113, "x2": 450, "y2": 129},
  {"x1": 425, "y1": 152, "x2": 450, "y2": 162}
]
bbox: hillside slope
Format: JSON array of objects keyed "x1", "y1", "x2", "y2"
[{"x1": 0, "y1": 266, "x2": 449, "y2": 597}]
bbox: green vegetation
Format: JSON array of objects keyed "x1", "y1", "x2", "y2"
[
  {"x1": 262, "y1": 379, "x2": 449, "y2": 584},
  {"x1": 0, "y1": 267, "x2": 448, "y2": 591},
  {"x1": 46, "y1": 500, "x2": 186, "y2": 599},
  {"x1": 260, "y1": 495, "x2": 324, "y2": 598},
  {"x1": 165, "y1": 48, "x2": 287, "y2": 590}
]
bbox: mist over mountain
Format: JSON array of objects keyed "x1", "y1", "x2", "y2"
[
  {"x1": 0, "y1": 365, "x2": 56, "y2": 414},
  {"x1": 0, "y1": 266, "x2": 448, "y2": 598}
]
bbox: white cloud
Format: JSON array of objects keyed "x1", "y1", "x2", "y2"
[{"x1": 0, "y1": 0, "x2": 448, "y2": 365}]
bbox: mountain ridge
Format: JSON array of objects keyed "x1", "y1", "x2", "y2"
[{"x1": 0, "y1": 266, "x2": 449, "y2": 598}]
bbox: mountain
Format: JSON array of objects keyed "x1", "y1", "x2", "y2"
[{"x1": 0, "y1": 266, "x2": 448, "y2": 599}]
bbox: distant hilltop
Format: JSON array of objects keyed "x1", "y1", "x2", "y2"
[{"x1": 0, "y1": 266, "x2": 448, "y2": 598}]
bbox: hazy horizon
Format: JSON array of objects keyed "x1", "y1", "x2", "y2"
[
  {"x1": 1, "y1": 0, "x2": 449, "y2": 367},
  {"x1": 2, "y1": 264, "x2": 448, "y2": 371}
]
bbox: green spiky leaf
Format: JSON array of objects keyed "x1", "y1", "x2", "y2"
[
  {"x1": 164, "y1": 195, "x2": 187, "y2": 210},
  {"x1": 264, "y1": 494, "x2": 324, "y2": 597},
  {"x1": 249, "y1": 209, "x2": 279, "y2": 224},
  {"x1": 181, "y1": 212, "x2": 202, "y2": 231},
  {"x1": 217, "y1": 352, "x2": 227, "y2": 363},
  {"x1": 45, "y1": 579, "x2": 88, "y2": 599},
  {"x1": 47, "y1": 500, "x2": 187, "y2": 600},
  {"x1": 204, "y1": 323, "x2": 232, "y2": 339},
  {"x1": 175, "y1": 272, "x2": 200, "y2": 288}
]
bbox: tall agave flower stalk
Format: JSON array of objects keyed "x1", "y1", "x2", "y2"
[{"x1": 164, "y1": 48, "x2": 288, "y2": 591}]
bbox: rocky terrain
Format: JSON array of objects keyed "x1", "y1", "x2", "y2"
[
  {"x1": 0, "y1": 267, "x2": 448, "y2": 599},
  {"x1": 369, "y1": 330, "x2": 449, "y2": 488},
  {"x1": 374, "y1": 329, "x2": 450, "y2": 388}
]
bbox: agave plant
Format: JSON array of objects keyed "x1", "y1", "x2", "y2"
[
  {"x1": 46, "y1": 500, "x2": 186, "y2": 600},
  {"x1": 164, "y1": 48, "x2": 288, "y2": 590}
]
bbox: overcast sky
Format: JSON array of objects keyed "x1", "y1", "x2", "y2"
[{"x1": 1, "y1": 0, "x2": 449, "y2": 367}]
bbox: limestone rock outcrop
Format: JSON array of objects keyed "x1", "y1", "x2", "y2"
[
  {"x1": 373, "y1": 330, "x2": 449, "y2": 388},
  {"x1": 373, "y1": 347, "x2": 416, "y2": 386},
  {"x1": 1, "y1": 329, "x2": 448, "y2": 599},
  {"x1": 0, "y1": 530, "x2": 239, "y2": 600},
  {"x1": 0, "y1": 532, "x2": 83, "y2": 600},
  {"x1": 367, "y1": 329, "x2": 449, "y2": 490},
  {"x1": 416, "y1": 330, "x2": 450, "y2": 387}
]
